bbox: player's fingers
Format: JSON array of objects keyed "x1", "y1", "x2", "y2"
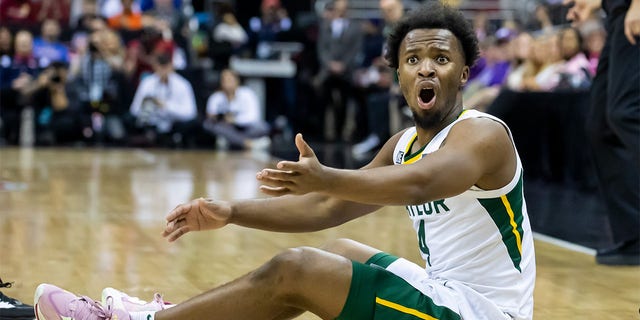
[
  {"x1": 259, "y1": 185, "x2": 292, "y2": 197},
  {"x1": 275, "y1": 160, "x2": 303, "y2": 172},
  {"x1": 165, "y1": 202, "x2": 191, "y2": 222},
  {"x1": 295, "y1": 134, "x2": 316, "y2": 158},
  {"x1": 166, "y1": 225, "x2": 190, "y2": 242},
  {"x1": 258, "y1": 168, "x2": 297, "y2": 180}
]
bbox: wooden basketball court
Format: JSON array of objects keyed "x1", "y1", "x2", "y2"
[{"x1": 0, "y1": 147, "x2": 638, "y2": 319}]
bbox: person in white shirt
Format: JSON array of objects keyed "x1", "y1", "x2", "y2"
[
  {"x1": 203, "y1": 68, "x2": 270, "y2": 150},
  {"x1": 129, "y1": 51, "x2": 198, "y2": 147}
]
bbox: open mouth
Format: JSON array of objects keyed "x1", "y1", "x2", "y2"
[{"x1": 418, "y1": 87, "x2": 436, "y2": 109}]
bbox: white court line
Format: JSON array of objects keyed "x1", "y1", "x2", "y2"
[{"x1": 533, "y1": 232, "x2": 597, "y2": 256}]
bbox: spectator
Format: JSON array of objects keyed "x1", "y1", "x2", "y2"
[
  {"x1": 527, "y1": 4, "x2": 555, "y2": 33},
  {"x1": 67, "y1": 29, "x2": 129, "y2": 144},
  {"x1": 505, "y1": 31, "x2": 535, "y2": 91},
  {"x1": 521, "y1": 32, "x2": 564, "y2": 91},
  {"x1": 0, "y1": 0, "x2": 38, "y2": 29},
  {"x1": 32, "y1": 18, "x2": 70, "y2": 67},
  {"x1": 0, "y1": 30, "x2": 39, "y2": 145},
  {"x1": 203, "y1": 68, "x2": 271, "y2": 150},
  {"x1": 128, "y1": 48, "x2": 198, "y2": 147},
  {"x1": 555, "y1": 26, "x2": 592, "y2": 91},
  {"x1": 30, "y1": 61, "x2": 86, "y2": 145},
  {"x1": 463, "y1": 32, "x2": 512, "y2": 109},
  {"x1": 209, "y1": 6, "x2": 247, "y2": 70},
  {"x1": 248, "y1": 0, "x2": 292, "y2": 59},
  {"x1": 36, "y1": 0, "x2": 71, "y2": 26},
  {"x1": 143, "y1": 0, "x2": 188, "y2": 56},
  {"x1": 0, "y1": 26, "x2": 13, "y2": 62},
  {"x1": 579, "y1": 18, "x2": 606, "y2": 75},
  {"x1": 351, "y1": 0, "x2": 405, "y2": 157},
  {"x1": 314, "y1": 0, "x2": 363, "y2": 141},
  {"x1": 99, "y1": 0, "x2": 141, "y2": 19},
  {"x1": 107, "y1": 0, "x2": 143, "y2": 32},
  {"x1": 123, "y1": 26, "x2": 173, "y2": 85}
]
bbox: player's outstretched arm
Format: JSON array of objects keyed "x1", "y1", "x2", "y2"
[{"x1": 259, "y1": 120, "x2": 516, "y2": 206}]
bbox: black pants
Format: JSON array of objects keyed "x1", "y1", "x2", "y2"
[{"x1": 585, "y1": 11, "x2": 640, "y2": 245}]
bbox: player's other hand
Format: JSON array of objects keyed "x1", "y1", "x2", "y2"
[
  {"x1": 563, "y1": 0, "x2": 601, "y2": 25},
  {"x1": 162, "y1": 198, "x2": 231, "y2": 242},
  {"x1": 257, "y1": 133, "x2": 332, "y2": 197}
]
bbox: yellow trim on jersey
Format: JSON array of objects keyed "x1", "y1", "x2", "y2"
[
  {"x1": 500, "y1": 195, "x2": 523, "y2": 254},
  {"x1": 402, "y1": 133, "x2": 423, "y2": 164},
  {"x1": 375, "y1": 297, "x2": 438, "y2": 320}
]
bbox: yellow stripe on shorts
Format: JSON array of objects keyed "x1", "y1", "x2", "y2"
[{"x1": 375, "y1": 297, "x2": 438, "y2": 320}]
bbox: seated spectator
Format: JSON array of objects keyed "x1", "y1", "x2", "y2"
[
  {"x1": 579, "y1": 18, "x2": 606, "y2": 76},
  {"x1": 33, "y1": 18, "x2": 70, "y2": 67},
  {"x1": 463, "y1": 31, "x2": 513, "y2": 111},
  {"x1": 123, "y1": 26, "x2": 174, "y2": 85},
  {"x1": 555, "y1": 26, "x2": 592, "y2": 91},
  {"x1": 143, "y1": 0, "x2": 186, "y2": 43},
  {"x1": 203, "y1": 68, "x2": 271, "y2": 150},
  {"x1": 521, "y1": 32, "x2": 564, "y2": 92},
  {"x1": 0, "y1": 30, "x2": 40, "y2": 145},
  {"x1": 248, "y1": 0, "x2": 292, "y2": 59},
  {"x1": 0, "y1": 0, "x2": 39, "y2": 29},
  {"x1": 36, "y1": 0, "x2": 71, "y2": 27},
  {"x1": 108, "y1": 0, "x2": 143, "y2": 32},
  {"x1": 505, "y1": 31, "x2": 534, "y2": 91},
  {"x1": 128, "y1": 48, "x2": 198, "y2": 147},
  {"x1": 31, "y1": 62, "x2": 86, "y2": 145},
  {"x1": 0, "y1": 26, "x2": 13, "y2": 64},
  {"x1": 100, "y1": 0, "x2": 141, "y2": 20},
  {"x1": 209, "y1": 7, "x2": 247, "y2": 70}
]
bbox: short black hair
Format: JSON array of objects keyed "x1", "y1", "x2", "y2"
[{"x1": 384, "y1": 1, "x2": 479, "y2": 69}]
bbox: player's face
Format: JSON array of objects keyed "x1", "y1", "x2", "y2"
[{"x1": 397, "y1": 28, "x2": 469, "y2": 129}]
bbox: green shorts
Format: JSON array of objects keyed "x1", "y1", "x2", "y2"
[{"x1": 336, "y1": 253, "x2": 461, "y2": 320}]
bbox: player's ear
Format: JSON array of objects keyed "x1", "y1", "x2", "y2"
[
  {"x1": 460, "y1": 65, "x2": 469, "y2": 87},
  {"x1": 396, "y1": 69, "x2": 401, "y2": 87}
]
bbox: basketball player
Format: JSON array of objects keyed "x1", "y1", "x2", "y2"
[{"x1": 34, "y1": 2, "x2": 536, "y2": 319}]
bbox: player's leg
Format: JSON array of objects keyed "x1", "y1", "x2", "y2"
[
  {"x1": 155, "y1": 246, "x2": 353, "y2": 320},
  {"x1": 321, "y1": 238, "x2": 383, "y2": 263}
]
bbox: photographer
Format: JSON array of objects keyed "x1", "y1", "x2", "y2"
[
  {"x1": 30, "y1": 61, "x2": 85, "y2": 145},
  {"x1": 68, "y1": 28, "x2": 129, "y2": 145}
]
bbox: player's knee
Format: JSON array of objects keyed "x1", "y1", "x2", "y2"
[{"x1": 251, "y1": 247, "x2": 312, "y2": 292}]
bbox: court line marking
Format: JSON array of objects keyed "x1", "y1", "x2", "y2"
[{"x1": 533, "y1": 232, "x2": 597, "y2": 256}]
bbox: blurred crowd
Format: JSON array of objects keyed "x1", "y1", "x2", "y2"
[{"x1": 0, "y1": 0, "x2": 606, "y2": 153}]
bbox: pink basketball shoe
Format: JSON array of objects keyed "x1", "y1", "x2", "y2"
[
  {"x1": 34, "y1": 283, "x2": 129, "y2": 320},
  {"x1": 101, "y1": 288, "x2": 172, "y2": 313}
]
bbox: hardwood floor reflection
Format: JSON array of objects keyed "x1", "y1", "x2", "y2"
[{"x1": 1, "y1": 147, "x2": 638, "y2": 319}]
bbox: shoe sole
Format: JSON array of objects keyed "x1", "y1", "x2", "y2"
[
  {"x1": 101, "y1": 287, "x2": 126, "y2": 311},
  {"x1": 33, "y1": 284, "x2": 48, "y2": 320}
]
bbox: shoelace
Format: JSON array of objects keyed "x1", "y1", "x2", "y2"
[
  {"x1": 152, "y1": 293, "x2": 166, "y2": 310},
  {"x1": 71, "y1": 296, "x2": 113, "y2": 320},
  {"x1": 0, "y1": 277, "x2": 13, "y2": 289}
]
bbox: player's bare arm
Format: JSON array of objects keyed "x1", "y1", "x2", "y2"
[
  {"x1": 258, "y1": 118, "x2": 516, "y2": 206},
  {"x1": 162, "y1": 133, "x2": 406, "y2": 242}
]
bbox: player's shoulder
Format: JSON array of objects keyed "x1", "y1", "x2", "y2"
[{"x1": 449, "y1": 112, "x2": 511, "y2": 145}]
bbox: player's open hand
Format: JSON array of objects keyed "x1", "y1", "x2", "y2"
[
  {"x1": 162, "y1": 198, "x2": 231, "y2": 242},
  {"x1": 257, "y1": 133, "x2": 332, "y2": 196}
]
